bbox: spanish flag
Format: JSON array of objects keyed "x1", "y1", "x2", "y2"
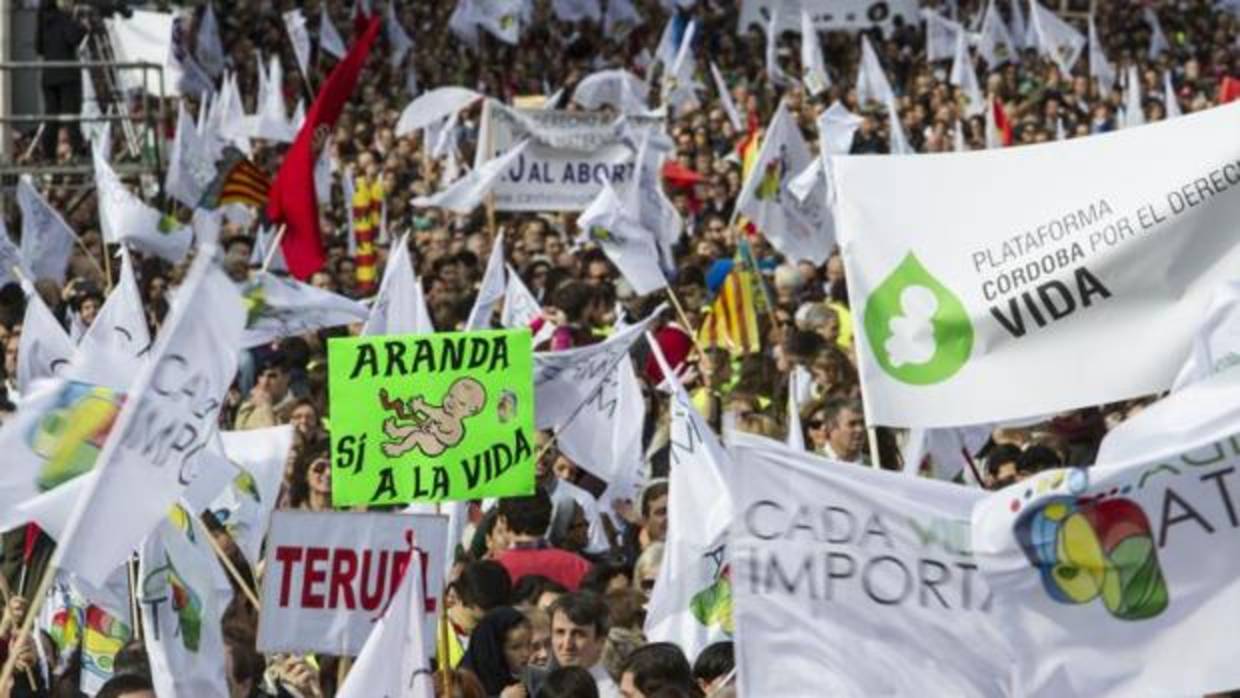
[{"x1": 697, "y1": 263, "x2": 761, "y2": 356}]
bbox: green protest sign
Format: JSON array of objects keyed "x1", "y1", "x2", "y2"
[{"x1": 327, "y1": 329, "x2": 536, "y2": 506}]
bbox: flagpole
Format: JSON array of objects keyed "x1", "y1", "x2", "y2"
[
  {"x1": 127, "y1": 553, "x2": 143, "y2": 641},
  {"x1": 0, "y1": 561, "x2": 57, "y2": 689},
  {"x1": 201, "y1": 525, "x2": 262, "y2": 611},
  {"x1": 867, "y1": 427, "x2": 882, "y2": 469},
  {"x1": 102, "y1": 243, "x2": 114, "y2": 294},
  {"x1": 662, "y1": 285, "x2": 708, "y2": 357},
  {"x1": 261, "y1": 224, "x2": 288, "y2": 273},
  {"x1": 439, "y1": 593, "x2": 453, "y2": 695}
]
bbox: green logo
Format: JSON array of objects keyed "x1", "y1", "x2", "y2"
[{"x1": 863, "y1": 253, "x2": 973, "y2": 385}]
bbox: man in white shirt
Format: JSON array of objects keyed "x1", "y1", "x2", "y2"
[{"x1": 549, "y1": 591, "x2": 621, "y2": 698}]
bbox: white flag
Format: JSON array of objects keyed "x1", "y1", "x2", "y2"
[
  {"x1": 79, "y1": 249, "x2": 151, "y2": 375},
  {"x1": 951, "y1": 33, "x2": 986, "y2": 116},
  {"x1": 240, "y1": 271, "x2": 369, "y2": 348},
  {"x1": 206, "y1": 426, "x2": 295, "y2": 566},
  {"x1": 533, "y1": 306, "x2": 662, "y2": 430},
  {"x1": 1029, "y1": 0, "x2": 1085, "y2": 76},
  {"x1": 574, "y1": 69, "x2": 650, "y2": 114},
  {"x1": 558, "y1": 356, "x2": 645, "y2": 489},
  {"x1": 831, "y1": 100, "x2": 1240, "y2": 427},
  {"x1": 0, "y1": 338, "x2": 131, "y2": 534},
  {"x1": 94, "y1": 147, "x2": 192, "y2": 263},
  {"x1": 283, "y1": 10, "x2": 312, "y2": 83},
  {"x1": 735, "y1": 101, "x2": 833, "y2": 265},
  {"x1": 385, "y1": 1, "x2": 414, "y2": 66},
  {"x1": 249, "y1": 225, "x2": 287, "y2": 274},
  {"x1": 709, "y1": 62, "x2": 743, "y2": 132},
  {"x1": 819, "y1": 100, "x2": 864, "y2": 155},
  {"x1": 140, "y1": 505, "x2": 233, "y2": 698},
  {"x1": 799, "y1": 9, "x2": 831, "y2": 96},
  {"x1": 79, "y1": 62, "x2": 107, "y2": 148},
  {"x1": 319, "y1": 3, "x2": 346, "y2": 59},
  {"x1": 578, "y1": 182, "x2": 668, "y2": 296},
  {"x1": 250, "y1": 55, "x2": 294, "y2": 143},
  {"x1": 1122, "y1": 64, "x2": 1145, "y2": 128},
  {"x1": 195, "y1": 1, "x2": 226, "y2": 79},
  {"x1": 855, "y1": 34, "x2": 896, "y2": 107},
  {"x1": 1145, "y1": 7, "x2": 1170, "y2": 59},
  {"x1": 1170, "y1": 281, "x2": 1240, "y2": 393},
  {"x1": 551, "y1": 0, "x2": 601, "y2": 22},
  {"x1": 603, "y1": 0, "x2": 642, "y2": 37},
  {"x1": 886, "y1": 99, "x2": 914, "y2": 155},
  {"x1": 923, "y1": 9, "x2": 964, "y2": 63},
  {"x1": 465, "y1": 233, "x2": 506, "y2": 331},
  {"x1": 662, "y1": 20, "x2": 702, "y2": 114},
  {"x1": 765, "y1": 9, "x2": 792, "y2": 88},
  {"x1": 644, "y1": 338, "x2": 734, "y2": 659},
  {"x1": 1088, "y1": 13, "x2": 1115, "y2": 97},
  {"x1": 39, "y1": 569, "x2": 134, "y2": 694},
  {"x1": 977, "y1": 0, "x2": 1018, "y2": 67},
  {"x1": 730, "y1": 434, "x2": 1012, "y2": 697},
  {"x1": 336, "y1": 549, "x2": 433, "y2": 698},
  {"x1": 413, "y1": 140, "x2": 529, "y2": 214},
  {"x1": 501, "y1": 265, "x2": 556, "y2": 346},
  {"x1": 16, "y1": 282, "x2": 73, "y2": 394},
  {"x1": 57, "y1": 250, "x2": 244, "y2": 586},
  {"x1": 362, "y1": 234, "x2": 434, "y2": 336},
  {"x1": 972, "y1": 426, "x2": 1240, "y2": 697},
  {"x1": 1163, "y1": 70, "x2": 1182, "y2": 119},
  {"x1": 166, "y1": 101, "x2": 221, "y2": 208},
  {"x1": 785, "y1": 365, "x2": 811, "y2": 450},
  {"x1": 1055, "y1": 116, "x2": 1066, "y2": 141},
  {"x1": 17, "y1": 176, "x2": 75, "y2": 284},
  {"x1": 626, "y1": 129, "x2": 682, "y2": 274}
]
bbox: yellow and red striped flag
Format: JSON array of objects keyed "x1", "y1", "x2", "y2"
[
  {"x1": 697, "y1": 265, "x2": 761, "y2": 356},
  {"x1": 350, "y1": 175, "x2": 384, "y2": 294}
]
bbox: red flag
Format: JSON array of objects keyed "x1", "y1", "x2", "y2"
[
  {"x1": 266, "y1": 15, "x2": 382, "y2": 279},
  {"x1": 1220, "y1": 76, "x2": 1240, "y2": 105},
  {"x1": 992, "y1": 97, "x2": 1014, "y2": 147}
]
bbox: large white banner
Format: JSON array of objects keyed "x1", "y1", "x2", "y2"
[
  {"x1": 728, "y1": 435, "x2": 1013, "y2": 697},
  {"x1": 739, "y1": 0, "x2": 920, "y2": 34},
  {"x1": 476, "y1": 100, "x2": 665, "y2": 211},
  {"x1": 257, "y1": 511, "x2": 447, "y2": 656},
  {"x1": 832, "y1": 102, "x2": 1240, "y2": 427},
  {"x1": 972, "y1": 429, "x2": 1240, "y2": 697}
]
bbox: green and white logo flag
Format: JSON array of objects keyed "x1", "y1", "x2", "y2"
[
  {"x1": 973, "y1": 419, "x2": 1240, "y2": 697},
  {"x1": 833, "y1": 102, "x2": 1240, "y2": 427}
]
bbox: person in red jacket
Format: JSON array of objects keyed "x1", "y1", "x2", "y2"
[{"x1": 494, "y1": 489, "x2": 593, "y2": 592}]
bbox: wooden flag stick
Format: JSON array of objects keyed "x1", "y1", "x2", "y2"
[
  {"x1": 0, "y1": 561, "x2": 57, "y2": 690},
  {"x1": 261, "y1": 224, "x2": 288, "y2": 274},
  {"x1": 201, "y1": 529, "x2": 262, "y2": 611}
]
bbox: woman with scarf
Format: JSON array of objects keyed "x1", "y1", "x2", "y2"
[{"x1": 460, "y1": 607, "x2": 536, "y2": 698}]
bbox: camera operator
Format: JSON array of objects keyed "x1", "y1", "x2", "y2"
[{"x1": 35, "y1": 0, "x2": 89, "y2": 160}]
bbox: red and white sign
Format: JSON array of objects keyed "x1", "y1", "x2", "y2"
[{"x1": 257, "y1": 510, "x2": 448, "y2": 655}]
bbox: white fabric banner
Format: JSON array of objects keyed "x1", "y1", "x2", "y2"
[
  {"x1": 207, "y1": 426, "x2": 296, "y2": 567},
  {"x1": 573, "y1": 69, "x2": 650, "y2": 114},
  {"x1": 256, "y1": 510, "x2": 447, "y2": 656},
  {"x1": 57, "y1": 252, "x2": 244, "y2": 586},
  {"x1": 729, "y1": 434, "x2": 1013, "y2": 697},
  {"x1": 240, "y1": 272, "x2": 369, "y2": 349},
  {"x1": 16, "y1": 283, "x2": 73, "y2": 393},
  {"x1": 645, "y1": 347, "x2": 735, "y2": 660},
  {"x1": 1171, "y1": 280, "x2": 1240, "y2": 391},
  {"x1": 475, "y1": 100, "x2": 666, "y2": 211},
  {"x1": 832, "y1": 102, "x2": 1240, "y2": 427},
  {"x1": 501, "y1": 266, "x2": 556, "y2": 346},
  {"x1": 17, "y1": 176, "x2": 75, "y2": 284},
  {"x1": 395, "y1": 87, "x2": 482, "y2": 137},
  {"x1": 78, "y1": 250, "x2": 152, "y2": 377},
  {"x1": 362, "y1": 234, "x2": 434, "y2": 336},
  {"x1": 415, "y1": 141, "x2": 530, "y2": 214},
  {"x1": 140, "y1": 506, "x2": 233, "y2": 698},
  {"x1": 94, "y1": 147, "x2": 192, "y2": 263},
  {"x1": 578, "y1": 182, "x2": 668, "y2": 296},
  {"x1": 336, "y1": 546, "x2": 434, "y2": 698},
  {"x1": 739, "y1": 0, "x2": 919, "y2": 33},
  {"x1": 972, "y1": 426, "x2": 1240, "y2": 697},
  {"x1": 735, "y1": 101, "x2": 832, "y2": 265},
  {"x1": 557, "y1": 357, "x2": 645, "y2": 490},
  {"x1": 464, "y1": 233, "x2": 507, "y2": 330},
  {"x1": 533, "y1": 307, "x2": 661, "y2": 430}
]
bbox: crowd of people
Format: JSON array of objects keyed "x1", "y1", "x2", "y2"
[{"x1": 0, "y1": 0, "x2": 1237, "y2": 696}]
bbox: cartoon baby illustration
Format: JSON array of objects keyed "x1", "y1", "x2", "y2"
[{"x1": 380, "y1": 377, "x2": 487, "y2": 458}]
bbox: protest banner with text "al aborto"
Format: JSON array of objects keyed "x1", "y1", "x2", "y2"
[
  {"x1": 833, "y1": 101, "x2": 1240, "y2": 427},
  {"x1": 328, "y1": 329, "x2": 536, "y2": 506}
]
